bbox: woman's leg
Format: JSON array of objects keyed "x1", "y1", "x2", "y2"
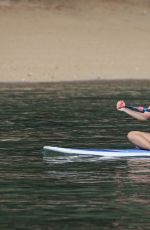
[{"x1": 127, "y1": 131, "x2": 150, "y2": 150}]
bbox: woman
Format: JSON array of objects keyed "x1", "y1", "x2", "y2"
[{"x1": 116, "y1": 100, "x2": 150, "y2": 150}]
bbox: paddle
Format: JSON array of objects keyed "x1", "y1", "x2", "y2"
[
  {"x1": 126, "y1": 105, "x2": 150, "y2": 113},
  {"x1": 117, "y1": 100, "x2": 150, "y2": 112}
]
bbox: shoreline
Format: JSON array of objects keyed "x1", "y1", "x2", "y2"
[
  {"x1": 0, "y1": 1, "x2": 150, "y2": 82},
  {"x1": 0, "y1": 78, "x2": 149, "y2": 85}
]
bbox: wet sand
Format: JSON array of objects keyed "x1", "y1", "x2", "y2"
[{"x1": 0, "y1": 0, "x2": 150, "y2": 82}]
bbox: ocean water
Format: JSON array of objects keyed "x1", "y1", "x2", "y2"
[{"x1": 0, "y1": 80, "x2": 149, "y2": 230}]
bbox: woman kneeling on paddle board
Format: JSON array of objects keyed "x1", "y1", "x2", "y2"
[{"x1": 116, "y1": 100, "x2": 150, "y2": 150}]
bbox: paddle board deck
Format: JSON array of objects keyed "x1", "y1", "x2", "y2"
[{"x1": 43, "y1": 146, "x2": 150, "y2": 158}]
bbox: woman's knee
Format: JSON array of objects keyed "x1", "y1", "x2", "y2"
[{"x1": 127, "y1": 131, "x2": 141, "y2": 141}]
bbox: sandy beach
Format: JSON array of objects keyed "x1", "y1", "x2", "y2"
[{"x1": 0, "y1": 0, "x2": 150, "y2": 82}]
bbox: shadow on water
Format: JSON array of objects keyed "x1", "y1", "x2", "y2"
[{"x1": 0, "y1": 80, "x2": 150, "y2": 229}]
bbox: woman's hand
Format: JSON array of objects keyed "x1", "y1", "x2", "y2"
[{"x1": 116, "y1": 100, "x2": 126, "y2": 111}]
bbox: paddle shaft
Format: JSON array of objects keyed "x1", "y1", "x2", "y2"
[{"x1": 126, "y1": 105, "x2": 150, "y2": 113}]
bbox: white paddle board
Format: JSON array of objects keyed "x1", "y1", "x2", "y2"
[{"x1": 43, "y1": 146, "x2": 150, "y2": 158}]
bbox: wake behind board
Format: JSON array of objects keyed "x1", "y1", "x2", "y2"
[{"x1": 43, "y1": 146, "x2": 150, "y2": 158}]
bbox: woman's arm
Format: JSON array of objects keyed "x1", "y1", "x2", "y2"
[
  {"x1": 119, "y1": 107, "x2": 148, "y2": 121},
  {"x1": 116, "y1": 100, "x2": 150, "y2": 121}
]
